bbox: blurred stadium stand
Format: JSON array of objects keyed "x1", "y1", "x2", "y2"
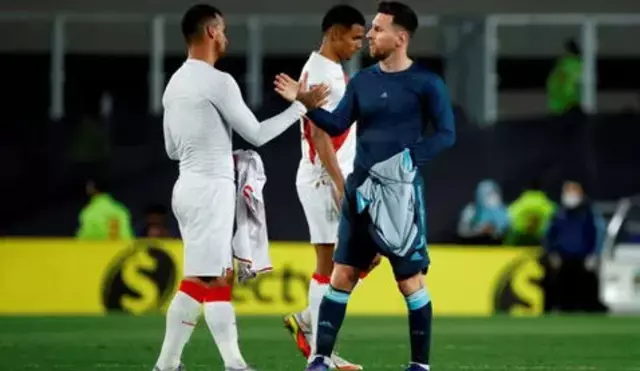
[{"x1": 1, "y1": 0, "x2": 640, "y2": 240}]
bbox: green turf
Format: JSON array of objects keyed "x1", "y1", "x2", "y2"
[{"x1": 0, "y1": 315, "x2": 639, "y2": 370}]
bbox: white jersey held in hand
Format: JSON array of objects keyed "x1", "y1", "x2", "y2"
[
  {"x1": 162, "y1": 58, "x2": 307, "y2": 277},
  {"x1": 296, "y1": 52, "x2": 356, "y2": 245}
]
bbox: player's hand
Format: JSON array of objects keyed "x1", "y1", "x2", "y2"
[
  {"x1": 236, "y1": 261, "x2": 256, "y2": 284},
  {"x1": 274, "y1": 72, "x2": 330, "y2": 109},
  {"x1": 274, "y1": 73, "x2": 300, "y2": 102}
]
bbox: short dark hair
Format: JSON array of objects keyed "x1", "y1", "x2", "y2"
[
  {"x1": 321, "y1": 5, "x2": 366, "y2": 33},
  {"x1": 377, "y1": 1, "x2": 418, "y2": 37},
  {"x1": 181, "y1": 4, "x2": 223, "y2": 43}
]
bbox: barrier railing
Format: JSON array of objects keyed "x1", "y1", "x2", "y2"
[{"x1": 1, "y1": 12, "x2": 640, "y2": 123}]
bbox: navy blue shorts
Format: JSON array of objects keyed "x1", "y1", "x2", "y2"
[{"x1": 334, "y1": 173, "x2": 429, "y2": 281}]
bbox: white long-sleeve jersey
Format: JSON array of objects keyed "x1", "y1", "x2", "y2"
[{"x1": 162, "y1": 58, "x2": 307, "y2": 180}]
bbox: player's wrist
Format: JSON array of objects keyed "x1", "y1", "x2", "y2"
[
  {"x1": 291, "y1": 100, "x2": 308, "y2": 115},
  {"x1": 332, "y1": 176, "x2": 345, "y2": 190}
]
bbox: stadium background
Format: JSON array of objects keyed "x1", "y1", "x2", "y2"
[{"x1": 1, "y1": 0, "x2": 640, "y2": 370}]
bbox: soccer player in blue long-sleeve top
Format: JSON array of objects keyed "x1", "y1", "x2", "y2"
[{"x1": 275, "y1": 2, "x2": 455, "y2": 370}]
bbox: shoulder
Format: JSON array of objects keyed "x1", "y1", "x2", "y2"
[
  {"x1": 209, "y1": 70, "x2": 240, "y2": 98},
  {"x1": 353, "y1": 65, "x2": 378, "y2": 80},
  {"x1": 187, "y1": 61, "x2": 233, "y2": 87},
  {"x1": 210, "y1": 68, "x2": 234, "y2": 85},
  {"x1": 412, "y1": 65, "x2": 446, "y2": 92},
  {"x1": 79, "y1": 204, "x2": 91, "y2": 219},
  {"x1": 345, "y1": 66, "x2": 377, "y2": 88}
]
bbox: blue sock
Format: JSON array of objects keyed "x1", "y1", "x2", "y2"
[
  {"x1": 315, "y1": 285, "x2": 350, "y2": 358},
  {"x1": 405, "y1": 287, "x2": 432, "y2": 366}
]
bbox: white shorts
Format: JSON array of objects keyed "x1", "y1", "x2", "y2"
[
  {"x1": 296, "y1": 179, "x2": 340, "y2": 245},
  {"x1": 172, "y1": 174, "x2": 235, "y2": 277}
]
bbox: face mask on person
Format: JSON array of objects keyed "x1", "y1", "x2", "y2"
[
  {"x1": 562, "y1": 192, "x2": 583, "y2": 208},
  {"x1": 485, "y1": 193, "x2": 501, "y2": 208}
]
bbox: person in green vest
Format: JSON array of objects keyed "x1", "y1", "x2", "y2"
[
  {"x1": 504, "y1": 181, "x2": 556, "y2": 246},
  {"x1": 76, "y1": 179, "x2": 134, "y2": 240},
  {"x1": 546, "y1": 38, "x2": 583, "y2": 115}
]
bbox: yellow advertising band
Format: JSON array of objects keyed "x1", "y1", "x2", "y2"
[{"x1": 0, "y1": 239, "x2": 544, "y2": 316}]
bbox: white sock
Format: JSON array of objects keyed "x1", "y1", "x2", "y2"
[
  {"x1": 204, "y1": 301, "x2": 248, "y2": 369},
  {"x1": 308, "y1": 275, "x2": 330, "y2": 354},
  {"x1": 411, "y1": 362, "x2": 430, "y2": 371},
  {"x1": 299, "y1": 306, "x2": 312, "y2": 327},
  {"x1": 155, "y1": 291, "x2": 201, "y2": 370}
]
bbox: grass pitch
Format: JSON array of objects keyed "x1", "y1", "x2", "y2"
[{"x1": 0, "y1": 315, "x2": 639, "y2": 371}]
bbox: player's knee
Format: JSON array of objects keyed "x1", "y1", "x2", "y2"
[
  {"x1": 330, "y1": 264, "x2": 359, "y2": 292},
  {"x1": 396, "y1": 272, "x2": 425, "y2": 296}
]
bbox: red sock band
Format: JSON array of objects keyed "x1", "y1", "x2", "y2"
[
  {"x1": 204, "y1": 285, "x2": 232, "y2": 302},
  {"x1": 179, "y1": 280, "x2": 208, "y2": 303},
  {"x1": 359, "y1": 271, "x2": 369, "y2": 279},
  {"x1": 312, "y1": 273, "x2": 331, "y2": 284}
]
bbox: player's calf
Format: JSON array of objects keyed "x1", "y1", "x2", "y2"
[
  {"x1": 307, "y1": 244, "x2": 335, "y2": 350},
  {"x1": 311, "y1": 264, "x2": 359, "y2": 364},
  {"x1": 397, "y1": 273, "x2": 432, "y2": 371},
  {"x1": 202, "y1": 277, "x2": 251, "y2": 370},
  {"x1": 154, "y1": 279, "x2": 209, "y2": 371}
]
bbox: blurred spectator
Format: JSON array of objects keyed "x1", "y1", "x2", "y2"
[
  {"x1": 70, "y1": 114, "x2": 111, "y2": 168},
  {"x1": 546, "y1": 38, "x2": 583, "y2": 116},
  {"x1": 76, "y1": 179, "x2": 134, "y2": 240},
  {"x1": 457, "y1": 179, "x2": 509, "y2": 244},
  {"x1": 504, "y1": 180, "x2": 556, "y2": 246},
  {"x1": 137, "y1": 204, "x2": 176, "y2": 238},
  {"x1": 543, "y1": 181, "x2": 606, "y2": 313}
]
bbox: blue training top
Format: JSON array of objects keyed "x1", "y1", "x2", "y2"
[{"x1": 306, "y1": 62, "x2": 456, "y2": 184}]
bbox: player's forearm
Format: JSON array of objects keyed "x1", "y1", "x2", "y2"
[
  {"x1": 232, "y1": 101, "x2": 306, "y2": 147},
  {"x1": 306, "y1": 109, "x2": 349, "y2": 137},
  {"x1": 311, "y1": 130, "x2": 344, "y2": 189},
  {"x1": 409, "y1": 127, "x2": 456, "y2": 165},
  {"x1": 411, "y1": 78, "x2": 456, "y2": 165},
  {"x1": 251, "y1": 101, "x2": 307, "y2": 146}
]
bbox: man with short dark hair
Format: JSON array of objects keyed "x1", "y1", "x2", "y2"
[
  {"x1": 276, "y1": 2, "x2": 456, "y2": 371},
  {"x1": 152, "y1": 4, "x2": 328, "y2": 371},
  {"x1": 284, "y1": 5, "x2": 366, "y2": 370}
]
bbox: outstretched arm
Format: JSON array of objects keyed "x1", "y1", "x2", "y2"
[
  {"x1": 214, "y1": 73, "x2": 308, "y2": 147},
  {"x1": 305, "y1": 78, "x2": 359, "y2": 137},
  {"x1": 409, "y1": 76, "x2": 456, "y2": 165}
]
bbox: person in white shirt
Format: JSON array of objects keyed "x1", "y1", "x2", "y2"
[
  {"x1": 282, "y1": 5, "x2": 368, "y2": 371},
  {"x1": 153, "y1": 4, "x2": 328, "y2": 371}
]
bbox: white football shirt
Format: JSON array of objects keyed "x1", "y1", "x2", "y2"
[
  {"x1": 296, "y1": 52, "x2": 356, "y2": 184},
  {"x1": 163, "y1": 58, "x2": 307, "y2": 180}
]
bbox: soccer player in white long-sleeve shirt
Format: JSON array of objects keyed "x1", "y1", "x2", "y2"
[{"x1": 153, "y1": 4, "x2": 328, "y2": 371}]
